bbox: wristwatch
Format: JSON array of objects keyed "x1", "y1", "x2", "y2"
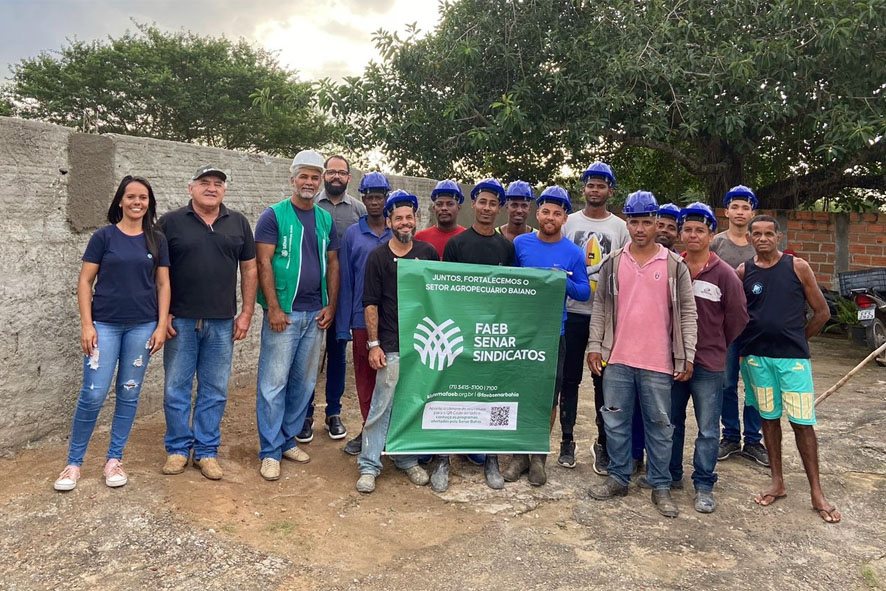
[{"x1": 366, "y1": 340, "x2": 381, "y2": 350}]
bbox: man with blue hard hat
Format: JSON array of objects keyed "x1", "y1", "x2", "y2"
[
  {"x1": 497, "y1": 180, "x2": 536, "y2": 241},
  {"x1": 711, "y1": 185, "x2": 769, "y2": 468},
  {"x1": 336, "y1": 172, "x2": 393, "y2": 456},
  {"x1": 655, "y1": 203, "x2": 682, "y2": 250},
  {"x1": 415, "y1": 179, "x2": 466, "y2": 258},
  {"x1": 502, "y1": 186, "x2": 591, "y2": 486},
  {"x1": 587, "y1": 190, "x2": 697, "y2": 517},
  {"x1": 356, "y1": 190, "x2": 439, "y2": 493},
  {"x1": 559, "y1": 162, "x2": 629, "y2": 473}
]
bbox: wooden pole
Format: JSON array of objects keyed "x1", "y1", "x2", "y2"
[{"x1": 815, "y1": 341, "x2": 886, "y2": 407}]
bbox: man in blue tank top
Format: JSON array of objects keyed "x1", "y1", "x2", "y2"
[{"x1": 736, "y1": 215, "x2": 840, "y2": 523}]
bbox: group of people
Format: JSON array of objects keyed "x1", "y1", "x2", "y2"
[{"x1": 52, "y1": 152, "x2": 840, "y2": 523}]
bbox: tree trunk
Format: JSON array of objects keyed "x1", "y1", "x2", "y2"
[{"x1": 699, "y1": 138, "x2": 745, "y2": 207}]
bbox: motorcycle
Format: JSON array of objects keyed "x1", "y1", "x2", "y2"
[{"x1": 839, "y1": 268, "x2": 886, "y2": 366}]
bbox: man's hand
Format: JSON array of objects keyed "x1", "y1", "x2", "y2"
[
  {"x1": 166, "y1": 315, "x2": 177, "y2": 339},
  {"x1": 233, "y1": 311, "x2": 253, "y2": 341},
  {"x1": 268, "y1": 307, "x2": 290, "y2": 332},
  {"x1": 369, "y1": 346, "x2": 386, "y2": 370},
  {"x1": 587, "y1": 352, "x2": 604, "y2": 376},
  {"x1": 674, "y1": 361, "x2": 694, "y2": 382},
  {"x1": 315, "y1": 305, "x2": 335, "y2": 330}
]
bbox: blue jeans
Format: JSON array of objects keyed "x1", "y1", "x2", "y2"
[
  {"x1": 307, "y1": 329, "x2": 348, "y2": 418},
  {"x1": 720, "y1": 341, "x2": 762, "y2": 445},
  {"x1": 163, "y1": 317, "x2": 234, "y2": 459},
  {"x1": 669, "y1": 366, "x2": 724, "y2": 491},
  {"x1": 601, "y1": 364, "x2": 674, "y2": 488},
  {"x1": 256, "y1": 310, "x2": 324, "y2": 460},
  {"x1": 357, "y1": 352, "x2": 418, "y2": 476},
  {"x1": 66, "y1": 321, "x2": 156, "y2": 466}
]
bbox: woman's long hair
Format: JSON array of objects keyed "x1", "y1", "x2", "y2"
[{"x1": 107, "y1": 175, "x2": 162, "y2": 270}]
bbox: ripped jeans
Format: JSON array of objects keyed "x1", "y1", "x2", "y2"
[
  {"x1": 66, "y1": 321, "x2": 157, "y2": 466},
  {"x1": 601, "y1": 363, "x2": 674, "y2": 488}
]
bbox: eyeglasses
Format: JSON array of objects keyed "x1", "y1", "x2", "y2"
[{"x1": 325, "y1": 170, "x2": 350, "y2": 178}]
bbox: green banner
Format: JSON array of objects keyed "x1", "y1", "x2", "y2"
[{"x1": 386, "y1": 259, "x2": 566, "y2": 455}]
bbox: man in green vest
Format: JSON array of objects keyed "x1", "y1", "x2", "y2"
[{"x1": 254, "y1": 150, "x2": 341, "y2": 481}]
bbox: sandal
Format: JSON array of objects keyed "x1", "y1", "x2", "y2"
[{"x1": 813, "y1": 505, "x2": 841, "y2": 524}]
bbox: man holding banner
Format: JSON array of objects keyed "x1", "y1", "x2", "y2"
[{"x1": 355, "y1": 190, "x2": 438, "y2": 493}]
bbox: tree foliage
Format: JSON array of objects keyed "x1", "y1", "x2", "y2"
[
  {"x1": 318, "y1": 0, "x2": 886, "y2": 208},
  {"x1": 11, "y1": 24, "x2": 334, "y2": 155}
]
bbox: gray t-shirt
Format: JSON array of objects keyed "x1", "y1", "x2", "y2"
[
  {"x1": 315, "y1": 190, "x2": 367, "y2": 239},
  {"x1": 711, "y1": 232, "x2": 756, "y2": 269},
  {"x1": 563, "y1": 211, "x2": 630, "y2": 314}
]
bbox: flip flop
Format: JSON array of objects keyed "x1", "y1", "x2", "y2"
[
  {"x1": 813, "y1": 505, "x2": 842, "y2": 524},
  {"x1": 754, "y1": 492, "x2": 787, "y2": 506}
]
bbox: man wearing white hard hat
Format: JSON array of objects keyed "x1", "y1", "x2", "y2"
[{"x1": 253, "y1": 150, "x2": 341, "y2": 481}]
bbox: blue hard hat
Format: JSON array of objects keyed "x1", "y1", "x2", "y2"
[
  {"x1": 505, "y1": 180, "x2": 534, "y2": 201},
  {"x1": 384, "y1": 189, "x2": 419, "y2": 218},
  {"x1": 679, "y1": 202, "x2": 718, "y2": 232},
  {"x1": 723, "y1": 185, "x2": 758, "y2": 209},
  {"x1": 358, "y1": 171, "x2": 391, "y2": 195},
  {"x1": 430, "y1": 179, "x2": 464, "y2": 204},
  {"x1": 657, "y1": 203, "x2": 681, "y2": 220},
  {"x1": 470, "y1": 178, "x2": 506, "y2": 205},
  {"x1": 536, "y1": 186, "x2": 573, "y2": 214},
  {"x1": 580, "y1": 162, "x2": 616, "y2": 188},
  {"x1": 623, "y1": 190, "x2": 659, "y2": 216}
]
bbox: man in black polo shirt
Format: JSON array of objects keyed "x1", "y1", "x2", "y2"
[{"x1": 158, "y1": 165, "x2": 258, "y2": 480}]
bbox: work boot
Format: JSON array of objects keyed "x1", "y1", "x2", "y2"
[
  {"x1": 588, "y1": 476, "x2": 629, "y2": 500},
  {"x1": 528, "y1": 454, "x2": 547, "y2": 486},
  {"x1": 194, "y1": 457, "x2": 223, "y2": 480},
  {"x1": 652, "y1": 488, "x2": 679, "y2": 518},
  {"x1": 501, "y1": 454, "x2": 530, "y2": 482},
  {"x1": 484, "y1": 455, "x2": 505, "y2": 489},
  {"x1": 694, "y1": 490, "x2": 716, "y2": 514},
  {"x1": 356, "y1": 473, "x2": 376, "y2": 493},
  {"x1": 403, "y1": 465, "x2": 430, "y2": 486},
  {"x1": 162, "y1": 454, "x2": 189, "y2": 475},
  {"x1": 430, "y1": 456, "x2": 451, "y2": 492}
]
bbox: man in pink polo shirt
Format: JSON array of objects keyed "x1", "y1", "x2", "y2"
[{"x1": 586, "y1": 190, "x2": 697, "y2": 518}]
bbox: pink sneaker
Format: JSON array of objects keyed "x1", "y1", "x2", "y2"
[
  {"x1": 54, "y1": 465, "x2": 80, "y2": 491},
  {"x1": 103, "y1": 459, "x2": 128, "y2": 488}
]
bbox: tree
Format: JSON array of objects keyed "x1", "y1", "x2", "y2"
[
  {"x1": 318, "y1": 0, "x2": 886, "y2": 208},
  {"x1": 12, "y1": 24, "x2": 335, "y2": 155}
]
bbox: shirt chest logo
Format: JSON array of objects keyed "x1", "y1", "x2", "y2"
[{"x1": 752, "y1": 282, "x2": 764, "y2": 295}]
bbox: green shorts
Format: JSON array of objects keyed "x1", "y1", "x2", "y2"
[{"x1": 740, "y1": 355, "x2": 816, "y2": 425}]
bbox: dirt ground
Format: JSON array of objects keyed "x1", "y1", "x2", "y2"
[{"x1": 1, "y1": 336, "x2": 885, "y2": 591}]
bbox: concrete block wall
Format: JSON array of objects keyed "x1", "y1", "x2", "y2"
[{"x1": 0, "y1": 116, "x2": 435, "y2": 452}]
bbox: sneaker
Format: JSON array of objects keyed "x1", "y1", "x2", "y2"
[
  {"x1": 104, "y1": 459, "x2": 128, "y2": 488},
  {"x1": 260, "y1": 458, "x2": 280, "y2": 480},
  {"x1": 652, "y1": 489, "x2": 679, "y2": 518},
  {"x1": 356, "y1": 473, "x2": 376, "y2": 493},
  {"x1": 742, "y1": 442, "x2": 770, "y2": 467},
  {"x1": 343, "y1": 433, "x2": 362, "y2": 456},
  {"x1": 588, "y1": 476, "x2": 629, "y2": 500},
  {"x1": 403, "y1": 465, "x2": 430, "y2": 486},
  {"x1": 325, "y1": 415, "x2": 347, "y2": 440},
  {"x1": 694, "y1": 490, "x2": 716, "y2": 513},
  {"x1": 295, "y1": 418, "x2": 314, "y2": 443},
  {"x1": 717, "y1": 438, "x2": 741, "y2": 460},
  {"x1": 54, "y1": 465, "x2": 80, "y2": 491},
  {"x1": 162, "y1": 454, "x2": 189, "y2": 475},
  {"x1": 557, "y1": 441, "x2": 576, "y2": 468},
  {"x1": 282, "y1": 447, "x2": 311, "y2": 463},
  {"x1": 591, "y1": 440, "x2": 609, "y2": 476},
  {"x1": 194, "y1": 457, "x2": 223, "y2": 480}
]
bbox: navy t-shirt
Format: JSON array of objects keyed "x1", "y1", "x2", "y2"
[
  {"x1": 82, "y1": 225, "x2": 170, "y2": 323},
  {"x1": 255, "y1": 202, "x2": 340, "y2": 312}
]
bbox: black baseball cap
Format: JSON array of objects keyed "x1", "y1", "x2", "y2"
[{"x1": 192, "y1": 165, "x2": 227, "y2": 181}]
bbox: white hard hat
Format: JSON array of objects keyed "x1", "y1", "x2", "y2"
[{"x1": 290, "y1": 150, "x2": 325, "y2": 175}]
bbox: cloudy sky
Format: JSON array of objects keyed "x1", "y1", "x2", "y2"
[{"x1": 0, "y1": 0, "x2": 442, "y2": 82}]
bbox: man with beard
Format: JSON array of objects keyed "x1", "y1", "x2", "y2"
[
  {"x1": 712, "y1": 186, "x2": 769, "y2": 468},
  {"x1": 560, "y1": 163, "x2": 628, "y2": 473},
  {"x1": 503, "y1": 186, "x2": 590, "y2": 486},
  {"x1": 356, "y1": 191, "x2": 438, "y2": 493},
  {"x1": 587, "y1": 190, "x2": 697, "y2": 518},
  {"x1": 297, "y1": 155, "x2": 367, "y2": 444},
  {"x1": 654, "y1": 203, "x2": 681, "y2": 251},
  {"x1": 254, "y1": 150, "x2": 340, "y2": 481},
  {"x1": 432, "y1": 178, "x2": 515, "y2": 492},
  {"x1": 415, "y1": 179, "x2": 466, "y2": 259},
  {"x1": 497, "y1": 181, "x2": 536, "y2": 241},
  {"x1": 336, "y1": 172, "x2": 393, "y2": 456}
]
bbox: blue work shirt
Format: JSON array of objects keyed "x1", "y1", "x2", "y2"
[{"x1": 335, "y1": 215, "x2": 392, "y2": 340}]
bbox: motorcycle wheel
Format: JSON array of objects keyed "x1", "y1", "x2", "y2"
[{"x1": 866, "y1": 318, "x2": 886, "y2": 367}]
